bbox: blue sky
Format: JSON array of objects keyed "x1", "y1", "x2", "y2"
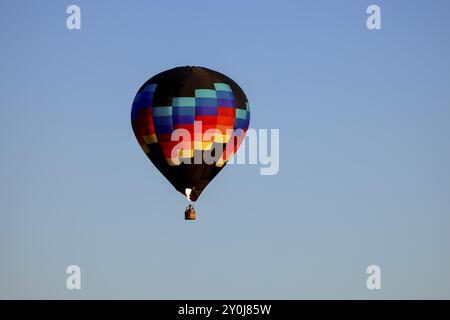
[{"x1": 1, "y1": 0, "x2": 450, "y2": 298}]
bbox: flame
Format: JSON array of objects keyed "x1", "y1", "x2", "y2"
[{"x1": 185, "y1": 188, "x2": 192, "y2": 201}]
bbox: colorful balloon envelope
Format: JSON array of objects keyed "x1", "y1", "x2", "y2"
[{"x1": 131, "y1": 66, "x2": 250, "y2": 208}]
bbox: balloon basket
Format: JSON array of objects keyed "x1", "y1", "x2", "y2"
[{"x1": 185, "y1": 206, "x2": 196, "y2": 220}]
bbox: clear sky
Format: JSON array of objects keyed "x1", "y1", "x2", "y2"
[{"x1": 1, "y1": 0, "x2": 450, "y2": 299}]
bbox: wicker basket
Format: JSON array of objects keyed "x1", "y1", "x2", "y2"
[{"x1": 185, "y1": 207, "x2": 196, "y2": 220}]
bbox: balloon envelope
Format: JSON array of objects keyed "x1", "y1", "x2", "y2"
[{"x1": 131, "y1": 66, "x2": 250, "y2": 201}]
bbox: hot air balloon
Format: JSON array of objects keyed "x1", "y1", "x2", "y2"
[{"x1": 131, "y1": 66, "x2": 250, "y2": 220}]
